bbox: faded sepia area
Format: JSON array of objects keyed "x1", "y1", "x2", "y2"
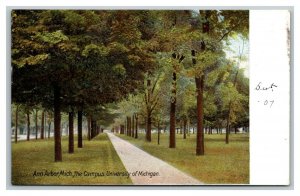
[{"x1": 11, "y1": 10, "x2": 249, "y2": 185}]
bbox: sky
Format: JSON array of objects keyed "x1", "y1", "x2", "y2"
[{"x1": 224, "y1": 36, "x2": 249, "y2": 78}]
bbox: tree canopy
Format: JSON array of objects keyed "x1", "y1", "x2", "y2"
[{"x1": 12, "y1": 10, "x2": 249, "y2": 161}]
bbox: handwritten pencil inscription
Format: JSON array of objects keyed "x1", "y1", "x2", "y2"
[
  {"x1": 255, "y1": 82, "x2": 278, "y2": 92},
  {"x1": 255, "y1": 82, "x2": 278, "y2": 108}
]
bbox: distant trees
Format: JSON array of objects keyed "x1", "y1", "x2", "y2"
[{"x1": 112, "y1": 10, "x2": 249, "y2": 155}]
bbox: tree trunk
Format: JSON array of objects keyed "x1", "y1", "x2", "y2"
[
  {"x1": 26, "y1": 111, "x2": 30, "y2": 141},
  {"x1": 126, "y1": 117, "x2": 129, "y2": 136},
  {"x1": 91, "y1": 119, "x2": 95, "y2": 138},
  {"x1": 187, "y1": 119, "x2": 190, "y2": 137},
  {"x1": 169, "y1": 72, "x2": 176, "y2": 148},
  {"x1": 125, "y1": 118, "x2": 127, "y2": 135},
  {"x1": 132, "y1": 115, "x2": 135, "y2": 137},
  {"x1": 195, "y1": 76, "x2": 205, "y2": 155},
  {"x1": 180, "y1": 120, "x2": 183, "y2": 134},
  {"x1": 68, "y1": 109, "x2": 74, "y2": 153},
  {"x1": 48, "y1": 121, "x2": 51, "y2": 138},
  {"x1": 121, "y1": 125, "x2": 124, "y2": 134},
  {"x1": 157, "y1": 121, "x2": 160, "y2": 145},
  {"x1": 54, "y1": 84, "x2": 62, "y2": 162},
  {"x1": 235, "y1": 127, "x2": 238, "y2": 134},
  {"x1": 145, "y1": 78, "x2": 152, "y2": 142},
  {"x1": 226, "y1": 117, "x2": 230, "y2": 144},
  {"x1": 91, "y1": 119, "x2": 97, "y2": 139},
  {"x1": 194, "y1": 10, "x2": 210, "y2": 155},
  {"x1": 15, "y1": 105, "x2": 19, "y2": 143},
  {"x1": 128, "y1": 117, "x2": 131, "y2": 136},
  {"x1": 35, "y1": 110, "x2": 38, "y2": 140},
  {"x1": 95, "y1": 122, "x2": 98, "y2": 136},
  {"x1": 87, "y1": 116, "x2": 91, "y2": 141},
  {"x1": 183, "y1": 118, "x2": 187, "y2": 139},
  {"x1": 78, "y1": 110, "x2": 83, "y2": 148},
  {"x1": 128, "y1": 116, "x2": 132, "y2": 137},
  {"x1": 226, "y1": 63, "x2": 239, "y2": 142},
  {"x1": 146, "y1": 114, "x2": 151, "y2": 142},
  {"x1": 41, "y1": 111, "x2": 45, "y2": 139},
  {"x1": 135, "y1": 114, "x2": 138, "y2": 139}
]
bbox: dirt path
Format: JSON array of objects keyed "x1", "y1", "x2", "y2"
[{"x1": 107, "y1": 132, "x2": 203, "y2": 185}]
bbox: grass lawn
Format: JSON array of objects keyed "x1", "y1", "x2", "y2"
[
  {"x1": 117, "y1": 132, "x2": 249, "y2": 184},
  {"x1": 12, "y1": 134, "x2": 132, "y2": 185}
]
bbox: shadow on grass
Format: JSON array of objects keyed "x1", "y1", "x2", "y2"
[
  {"x1": 11, "y1": 133, "x2": 132, "y2": 185},
  {"x1": 117, "y1": 132, "x2": 249, "y2": 184}
]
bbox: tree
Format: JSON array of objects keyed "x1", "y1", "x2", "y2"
[
  {"x1": 12, "y1": 10, "x2": 158, "y2": 162},
  {"x1": 185, "y1": 10, "x2": 249, "y2": 155},
  {"x1": 13, "y1": 104, "x2": 20, "y2": 143},
  {"x1": 41, "y1": 110, "x2": 45, "y2": 139},
  {"x1": 68, "y1": 108, "x2": 74, "y2": 153}
]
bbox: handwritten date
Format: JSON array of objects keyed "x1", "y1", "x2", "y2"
[{"x1": 257, "y1": 100, "x2": 274, "y2": 108}]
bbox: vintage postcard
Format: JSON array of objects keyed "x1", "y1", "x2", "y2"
[{"x1": 9, "y1": 9, "x2": 290, "y2": 186}]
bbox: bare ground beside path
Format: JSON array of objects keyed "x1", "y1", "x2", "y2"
[{"x1": 107, "y1": 132, "x2": 203, "y2": 185}]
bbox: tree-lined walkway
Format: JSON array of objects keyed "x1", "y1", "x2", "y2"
[{"x1": 107, "y1": 132, "x2": 202, "y2": 185}]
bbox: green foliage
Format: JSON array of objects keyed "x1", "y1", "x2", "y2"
[
  {"x1": 82, "y1": 44, "x2": 109, "y2": 57},
  {"x1": 13, "y1": 53, "x2": 49, "y2": 67},
  {"x1": 12, "y1": 9, "x2": 249, "y2": 133},
  {"x1": 35, "y1": 30, "x2": 69, "y2": 44},
  {"x1": 112, "y1": 64, "x2": 126, "y2": 76}
]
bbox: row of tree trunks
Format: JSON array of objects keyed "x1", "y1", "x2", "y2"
[
  {"x1": 16, "y1": 88, "x2": 87, "y2": 162},
  {"x1": 16, "y1": 109, "x2": 49, "y2": 142}
]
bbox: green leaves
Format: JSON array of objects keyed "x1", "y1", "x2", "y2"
[
  {"x1": 112, "y1": 64, "x2": 126, "y2": 76},
  {"x1": 13, "y1": 53, "x2": 49, "y2": 67},
  {"x1": 11, "y1": 10, "x2": 249, "y2": 131},
  {"x1": 35, "y1": 30, "x2": 69, "y2": 44},
  {"x1": 108, "y1": 42, "x2": 130, "y2": 54},
  {"x1": 82, "y1": 44, "x2": 109, "y2": 57}
]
